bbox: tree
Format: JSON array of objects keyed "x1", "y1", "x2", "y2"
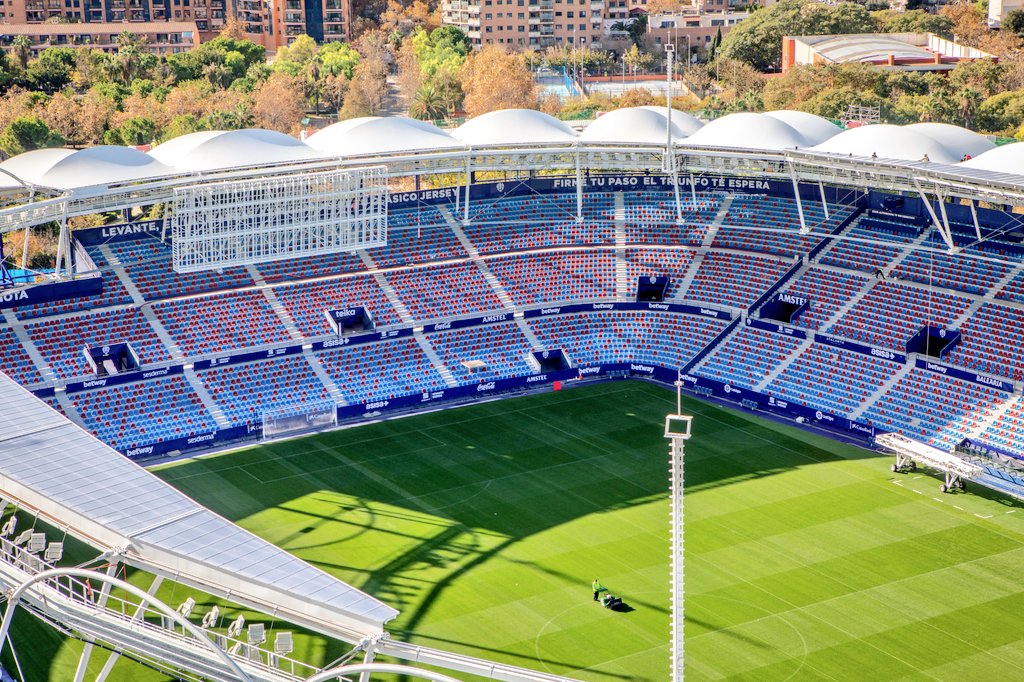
[
  {"x1": 11, "y1": 36, "x2": 32, "y2": 73},
  {"x1": 319, "y1": 41, "x2": 360, "y2": 78},
  {"x1": 1004, "y1": 9, "x2": 1024, "y2": 35},
  {"x1": 340, "y1": 56, "x2": 388, "y2": 118},
  {"x1": 719, "y1": 0, "x2": 874, "y2": 71},
  {"x1": 939, "y1": 1, "x2": 986, "y2": 47},
  {"x1": 0, "y1": 51, "x2": 13, "y2": 95},
  {"x1": 0, "y1": 116, "x2": 64, "y2": 157},
  {"x1": 871, "y1": 9, "x2": 953, "y2": 37},
  {"x1": 949, "y1": 58, "x2": 1003, "y2": 99},
  {"x1": 103, "y1": 116, "x2": 156, "y2": 146},
  {"x1": 25, "y1": 47, "x2": 75, "y2": 94},
  {"x1": 409, "y1": 83, "x2": 447, "y2": 120},
  {"x1": 41, "y1": 91, "x2": 81, "y2": 144},
  {"x1": 253, "y1": 72, "x2": 305, "y2": 132},
  {"x1": 273, "y1": 35, "x2": 319, "y2": 75},
  {"x1": 459, "y1": 45, "x2": 536, "y2": 116},
  {"x1": 219, "y1": 17, "x2": 247, "y2": 41}
]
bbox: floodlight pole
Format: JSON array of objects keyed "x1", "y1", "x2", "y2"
[
  {"x1": 665, "y1": 380, "x2": 692, "y2": 682},
  {"x1": 663, "y1": 43, "x2": 684, "y2": 225}
]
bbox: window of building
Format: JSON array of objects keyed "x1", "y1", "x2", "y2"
[{"x1": 566, "y1": 10, "x2": 572, "y2": 16}]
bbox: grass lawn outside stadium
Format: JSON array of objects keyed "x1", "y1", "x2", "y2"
[{"x1": 9, "y1": 380, "x2": 1024, "y2": 680}]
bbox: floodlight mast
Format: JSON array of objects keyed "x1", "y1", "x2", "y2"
[
  {"x1": 664, "y1": 380, "x2": 692, "y2": 682},
  {"x1": 663, "y1": 43, "x2": 684, "y2": 225}
]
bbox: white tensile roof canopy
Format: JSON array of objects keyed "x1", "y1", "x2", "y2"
[
  {"x1": 0, "y1": 108, "x2": 1020, "y2": 195},
  {"x1": 0, "y1": 372, "x2": 398, "y2": 641}
]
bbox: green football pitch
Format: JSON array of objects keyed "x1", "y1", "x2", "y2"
[{"x1": 10, "y1": 380, "x2": 1024, "y2": 680}]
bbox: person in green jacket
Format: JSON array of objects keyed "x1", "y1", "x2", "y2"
[{"x1": 592, "y1": 579, "x2": 607, "y2": 602}]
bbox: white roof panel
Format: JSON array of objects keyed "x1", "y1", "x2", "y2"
[
  {"x1": 960, "y1": 142, "x2": 1024, "y2": 173},
  {"x1": 452, "y1": 109, "x2": 577, "y2": 145},
  {"x1": 809, "y1": 124, "x2": 960, "y2": 164},
  {"x1": 763, "y1": 110, "x2": 842, "y2": 146},
  {"x1": 0, "y1": 373, "x2": 397, "y2": 638},
  {"x1": 149, "y1": 129, "x2": 322, "y2": 171},
  {"x1": 907, "y1": 122, "x2": 996, "y2": 160},
  {"x1": 307, "y1": 116, "x2": 462, "y2": 156},
  {"x1": 0, "y1": 147, "x2": 174, "y2": 192},
  {"x1": 580, "y1": 107, "x2": 692, "y2": 144},
  {"x1": 682, "y1": 112, "x2": 808, "y2": 150}
]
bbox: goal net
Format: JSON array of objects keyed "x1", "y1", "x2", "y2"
[{"x1": 261, "y1": 400, "x2": 337, "y2": 441}]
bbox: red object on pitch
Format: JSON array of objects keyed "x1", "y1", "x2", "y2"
[{"x1": 553, "y1": 381, "x2": 562, "y2": 391}]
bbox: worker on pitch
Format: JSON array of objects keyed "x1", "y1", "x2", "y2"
[{"x1": 593, "y1": 578, "x2": 608, "y2": 602}]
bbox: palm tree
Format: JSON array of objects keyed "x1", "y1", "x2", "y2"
[
  {"x1": 11, "y1": 36, "x2": 32, "y2": 73},
  {"x1": 409, "y1": 84, "x2": 447, "y2": 122}
]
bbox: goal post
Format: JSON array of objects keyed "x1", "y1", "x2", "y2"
[{"x1": 262, "y1": 401, "x2": 338, "y2": 441}]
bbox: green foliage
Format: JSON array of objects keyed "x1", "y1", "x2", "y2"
[
  {"x1": 720, "y1": 0, "x2": 875, "y2": 71},
  {"x1": 1004, "y1": 8, "x2": 1024, "y2": 34},
  {"x1": 0, "y1": 116, "x2": 64, "y2": 157},
  {"x1": 319, "y1": 42, "x2": 361, "y2": 78},
  {"x1": 166, "y1": 36, "x2": 265, "y2": 83},
  {"x1": 90, "y1": 81, "x2": 129, "y2": 108},
  {"x1": 871, "y1": 9, "x2": 953, "y2": 36},
  {"x1": 977, "y1": 90, "x2": 1024, "y2": 133},
  {"x1": 26, "y1": 47, "x2": 76, "y2": 94},
  {"x1": 103, "y1": 116, "x2": 156, "y2": 146}
]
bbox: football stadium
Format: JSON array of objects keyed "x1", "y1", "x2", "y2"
[{"x1": 3, "y1": 107, "x2": 1024, "y2": 680}]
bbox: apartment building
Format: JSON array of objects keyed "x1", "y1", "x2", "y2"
[
  {"x1": 0, "y1": 21, "x2": 200, "y2": 55},
  {"x1": 0, "y1": 0, "x2": 352, "y2": 49}
]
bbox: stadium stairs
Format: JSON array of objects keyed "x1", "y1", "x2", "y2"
[
  {"x1": 302, "y1": 347, "x2": 348, "y2": 406},
  {"x1": 848, "y1": 363, "x2": 916, "y2": 422},
  {"x1": 671, "y1": 195, "x2": 735, "y2": 300}
]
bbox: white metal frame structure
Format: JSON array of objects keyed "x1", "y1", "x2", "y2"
[
  {"x1": 664, "y1": 381, "x2": 692, "y2": 682},
  {"x1": 877, "y1": 432, "x2": 981, "y2": 493},
  {"x1": 169, "y1": 166, "x2": 388, "y2": 273}
]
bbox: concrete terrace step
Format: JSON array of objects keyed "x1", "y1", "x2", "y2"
[
  {"x1": 3, "y1": 309, "x2": 56, "y2": 384},
  {"x1": 260, "y1": 286, "x2": 304, "y2": 341},
  {"x1": 53, "y1": 388, "x2": 87, "y2": 429},
  {"x1": 182, "y1": 365, "x2": 231, "y2": 429},
  {"x1": 441, "y1": 206, "x2": 518, "y2": 312},
  {"x1": 614, "y1": 192, "x2": 630, "y2": 300},
  {"x1": 674, "y1": 195, "x2": 735, "y2": 300},
  {"x1": 303, "y1": 347, "x2": 347, "y2": 406},
  {"x1": 414, "y1": 331, "x2": 458, "y2": 388},
  {"x1": 360, "y1": 251, "x2": 416, "y2": 325},
  {"x1": 139, "y1": 306, "x2": 184, "y2": 360}
]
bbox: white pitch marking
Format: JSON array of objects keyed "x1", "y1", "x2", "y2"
[
  {"x1": 911, "y1": 476, "x2": 923, "y2": 480},
  {"x1": 933, "y1": 498, "x2": 945, "y2": 503},
  {"x1": 892, "y1": 480, "x2": 904, "y2": 486},
  {"x1": 913, "y1": 489, "x2": 925, "y2": 495},
  {"x1": 953, "y1": 506, "x2": 964, "y2": 511},
  {"x1": 1006, "y1": 510, "x2": 1017, "y2": 514},
  {"x1": 975, "y1": 513, "x2": 993, "y2": 519}
]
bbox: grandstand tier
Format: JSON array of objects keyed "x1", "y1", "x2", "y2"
[{"x1": 3, "y1": 187, "x2": 1024, "y2": 463}]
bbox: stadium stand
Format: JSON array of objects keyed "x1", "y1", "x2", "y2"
[
  {"x1": 316, "y1": 338, "x2": 446, "y2": 402},
  {"x1": 825, "y1": 281, "x2": 972, "y2": 350},
  {"x1": 107, "y1": 239, "x2": 253, "y2": 300},
  {"x1": 372, "y1": 209, "x2": 466, "y2": 267},
  {"x1": 623, "y1": 192, "x2": 718, "y2": 245},
  {"x1": 861, "y1": 368, "x2": 1007, "y2": 449},
  {"x1": 463, "y1": 195, "x2": 615, "y2": 253},
  {"x1": 26, "y1": 307, "x2": 171, "y2": 379},
  {"x1": 765, "y1": 344, "x2": 902, "y2": 414},
  {"x1": 385, "y1": 262, "x2": 504, "y2": 321},
  {"x1": 944, "y1": 303, "x2": 1024, "y2": 379},
  {"x1": 686, "y1": 252, "x2": 791, "y2": 309},
  {"x1": 979, "y1": 395, "x2": 1024, "y2": 456},
  {"x1": 694, "y1": 325, "x2": 805, "y2": 389},
  {"x1": 15, "y1": 246, "x2": 132, "y2": 320},
  {"x1": 275, "y1": 276, "x2": 400, "y2": 337},
  {"x1": 428, "y1": 323, "x2": 535, "y2": 381},
  {"x1": 0, "y1": 326, "x2": 42, "y2": 386},
  {"x1": 488, "y1": 252, "x2": 617, "y2": 307},
  {"x1": 623, "y1": 249, "x2": 695, "y2": 300},
  {"x1": 199, "y1": 355, "x2": 331, "y2": 426},
  {"x1": 775, "y1": 267, "x2": 869, "y2": 330},
  {"x1": 154, "y1": 290, "x2": 292, "y2": 356},
  {"x1": 9, "y1": 185, "x2": 1024, "y2": 462},
  {"x1": 256, "y1": 250, "x2": 366, "y2": 283},
  {"x1": 70, "y1": 375, "x2": 217, "y2": 450}
]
